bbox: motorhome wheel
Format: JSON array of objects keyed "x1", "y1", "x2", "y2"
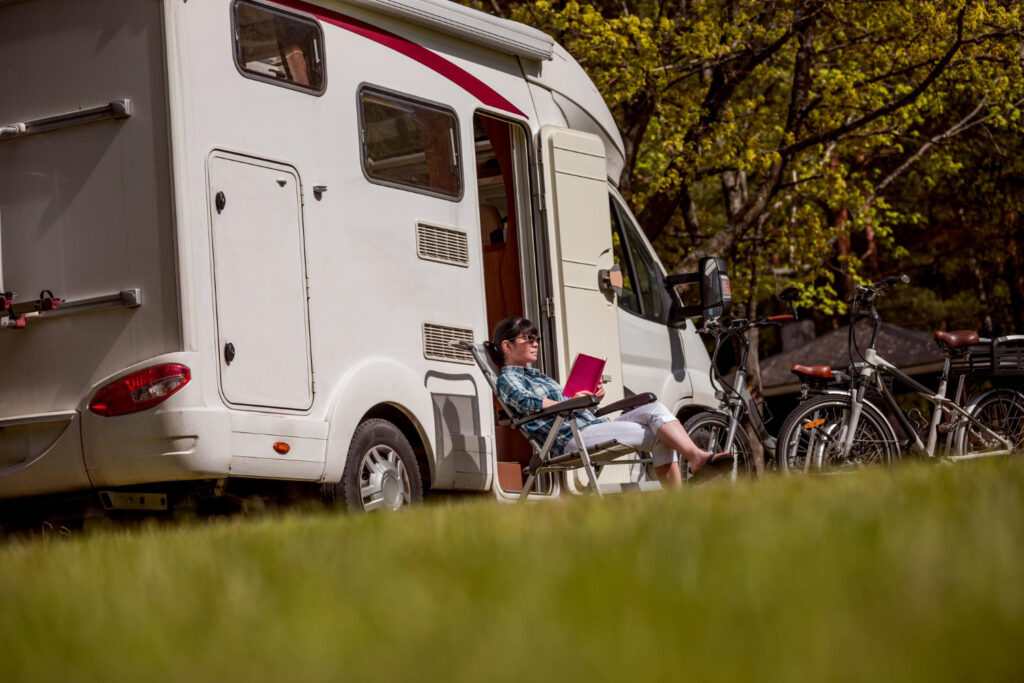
[{"x1": 336, "y1": 419, "x2": 423, "y2": 513}]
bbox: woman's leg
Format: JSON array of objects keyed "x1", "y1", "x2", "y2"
[
  {"x1": 654, "y1": 461, "x2": 683, "y2": 488},
  {"x1": 565, "y1": 421, "x2": 682, "y2": 488},
  {"x1": 614, "y1": 403, "x2": 723, "y2": 475}
]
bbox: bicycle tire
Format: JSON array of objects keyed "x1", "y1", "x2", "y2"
[
  {"x1": 953, "y1": 388, "x2": 1024, "y2": 457},
  {"x1": 683, "y1": 411, "x2": 754, "y2": 478},
  {"x1": 776, "y1": 395, "x2": 900, "y2": 474}
]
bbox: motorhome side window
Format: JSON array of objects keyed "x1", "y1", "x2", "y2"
[
  {"x1": 359, "y1": 90, "x2": 462, "y2": 199},
  {"x1": 232, "y1": 0, "x2": 325, "y2": 94}
]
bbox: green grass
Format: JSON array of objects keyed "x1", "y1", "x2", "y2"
[{"x1": 3, "y1": 460, "x2": 1024, "y2": 683}]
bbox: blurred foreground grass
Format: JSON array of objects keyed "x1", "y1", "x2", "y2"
[{"x1": 2, "y1": 460, "x2": 1023, "y2": 683}]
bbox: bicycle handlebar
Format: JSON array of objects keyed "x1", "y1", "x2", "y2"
[
  {"x1": 856, "y1": 274, "x2": 910, "y2": 299},
  {"x1": 701, "y1": 314, "x2": 793, "y2": 337}
]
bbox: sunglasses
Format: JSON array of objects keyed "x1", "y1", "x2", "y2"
[{"x1": 509, "y1": 334, "x2": 540, "y2": 345}]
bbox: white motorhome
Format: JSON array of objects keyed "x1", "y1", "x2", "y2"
[{"x1": 0, "y1": 0, "x2": 718, "y2": 514}]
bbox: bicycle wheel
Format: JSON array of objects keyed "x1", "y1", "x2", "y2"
[
  {"x1": 954, "y1": 388, "x2": 1024, "y2": 457},
  {"x1": 683, "y1": 411, "x2": 754, "y2": 478},
  {"x1": 776, "y1": 395, "x2": 900, "y2": 474}
]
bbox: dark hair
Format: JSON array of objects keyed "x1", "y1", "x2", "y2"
[{"x1": 486, "y1": 317, "x2": 538, "y2": 367}]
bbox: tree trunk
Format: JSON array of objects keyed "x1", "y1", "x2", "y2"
[
  {"x1": 971, "y1": 257, "x2": 994, "y2": 335},
  {"x1": 1007, "y1": 217, "x2": 1024, "y2": 333},
  {"x1": 742, "y1": 294, "x2": 765, "y2": 475}
]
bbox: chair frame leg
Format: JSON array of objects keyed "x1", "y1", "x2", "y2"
[
  {"x1": 517, "y1": 416, "x2": 565, "y2": 502},
  {"x1": 519, "y1": 470, "x2": 539, "y2": 502},
  {"x1": 570, "y1": 421, "x2": 602, "y2": 496}
]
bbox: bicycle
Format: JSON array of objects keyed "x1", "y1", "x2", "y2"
[
  {"x1": 682, "y1": 310, "x2": 796, "y2": 479},
  {"x1": 775, "y1": 276, "x2": 1024, "y2": 473}
]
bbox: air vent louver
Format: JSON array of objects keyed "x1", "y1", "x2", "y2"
[
  {"x1": 416, "y1": 223, "x2": 469, "y2": 267},
  {"x1": 423, "y1": 323, "x2": 474, "y2": 364}
]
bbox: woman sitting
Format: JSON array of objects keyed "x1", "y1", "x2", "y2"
[{"x1": 487, "y1": 317, "x2": 730, "y2": 488}]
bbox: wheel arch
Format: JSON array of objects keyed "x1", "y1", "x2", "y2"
[
  {"x1": 676, "y1": 403, "x2": 719, "y2": 423},
  {"x1": 320, "y1": 359, "x2": 437, "y2": 487},
  {"x1": 360, "y1": 403, "x2": 432, "y2": 491}
]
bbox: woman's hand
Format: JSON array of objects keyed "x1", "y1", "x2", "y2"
[{"x1": 573, "y1": 381, "x2": 605, "y2": 402}]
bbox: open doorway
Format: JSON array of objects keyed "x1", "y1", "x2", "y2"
[
  {"x1": 473, "y1": 113, "x2": 547, "y2": 495},
  {"x1": 475, "y1": 113, "x2": 525, "y2": 334}
]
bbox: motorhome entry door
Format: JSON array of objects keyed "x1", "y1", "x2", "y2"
[
  {"x1": 539, "y1": 126, "x2": 624, "y2": 404},
  {"x1": 208, "y1": 152, "x2": 313, "y2": 410}
]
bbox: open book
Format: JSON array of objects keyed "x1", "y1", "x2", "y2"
[{"x1": 563, "y1": 353, "x2": 606, "y2": 398}]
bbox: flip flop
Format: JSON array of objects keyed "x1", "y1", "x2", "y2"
[{"x1": 691, "y1": 451, "x2": 732, "y2": 476}]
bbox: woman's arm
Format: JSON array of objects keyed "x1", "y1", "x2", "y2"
[{"x1": 496, "y1": 373, "x2": 544, "y2": 415}]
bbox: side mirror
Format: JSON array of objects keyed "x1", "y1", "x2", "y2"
[
  {"x1": 779, "y1": 285, "x2": 800, "y2": 319},
  {"x1": 699, "y1": 257, "x2": 732, "y2": 322},
  {"x1": 666, "y1": 257, "x2": 732, "y2": 326}
]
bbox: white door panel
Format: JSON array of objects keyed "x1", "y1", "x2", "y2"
[
  {"x1": 540, "y1": 126, "x2": 628, "y2": 489},
  {"x1": 540, "y1": 126, "x2": 623, "y2": 401},
  {"x1": 209, "y1": 153, "x2": 312, "y2": 410}
]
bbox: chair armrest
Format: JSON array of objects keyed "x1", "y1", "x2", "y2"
[
  {"x1": 594, "y1": 392, "x2": 657, "y2": 417},
  {"x1": 510, "y1": 395, "x2": 599, "y2": 428}
]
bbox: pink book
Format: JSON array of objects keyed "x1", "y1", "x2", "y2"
[{"x1": 563, "y1": 353, "x2": 606, "y2": 398}]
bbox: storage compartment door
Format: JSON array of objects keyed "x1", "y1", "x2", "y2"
[
  {"x1": 208, "y1": 153, "x2": 312, "y2": 410},
  {"x1": 539, "y1": 126, "x2": 624, "y2": 403}
]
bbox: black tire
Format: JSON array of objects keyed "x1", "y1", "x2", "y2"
[
  {"x1": 331, "y1": 419, "x2": 423, "y2": 512},
  {"x1": 683, "y1": 411, "x2": 754, "y2": 478},
  {"x1": 776, "y1": 395, "x2": 900, "y2": 474},
  {"x1": 954, "y1": 389, "x2": 1024, "y2": 457}
]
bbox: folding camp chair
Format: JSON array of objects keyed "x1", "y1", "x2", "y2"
[{"x1": 455, "y1": 340, "x2": 663, "y2": 500}]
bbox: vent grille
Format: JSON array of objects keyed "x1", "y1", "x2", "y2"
[
  {"x1": 416, "y1": 223, "x2": 469, "y2": 267},
  {"x1": 423, "y1": 323, "x2": 474, "y2": 364}
]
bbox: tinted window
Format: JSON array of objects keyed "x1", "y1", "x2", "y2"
[
  {"x1": 624, "y1": 218, "x2": 664, "y2": 320},
  {"x1": 611, "y1": 196, "x2": 666, "y2": 321},
  {"x1": 610, "y1": 198, "x2": 641, "y2": 315},
  {"x1": 359, "y1": 90, "x2": 462, "y2": 199},
  {"x1": 233, "y1": 1, "x2": 325, "y2": 94}
]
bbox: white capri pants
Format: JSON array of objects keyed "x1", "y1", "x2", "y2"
[{"x1": 561, "y1": 401, "x2": 680, "y2": 467}]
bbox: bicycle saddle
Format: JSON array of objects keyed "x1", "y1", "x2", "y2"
[
  {"x1": 790, "y1": 364, "x2": 832, "y2": 379},
  {"x1": 934, "y1": 330, "x2": 979, "y2": 348}
]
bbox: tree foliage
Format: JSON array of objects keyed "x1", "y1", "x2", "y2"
[{"x1": 476, "y1": 0, "x2": 1024, "y2": 335}]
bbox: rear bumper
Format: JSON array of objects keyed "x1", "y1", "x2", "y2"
[
  {"x1": 0, "y1": 351, "x2": 233, "y2": 499},
  {"x1": 0, "y1": 404, "x2": 232, "y2": 499},
  {"x1": 81, "y1": 403, "x2": 232, "y2": 488},
  {"x1": 0, "y1": 412, "x2": 90, "y2": 499}
]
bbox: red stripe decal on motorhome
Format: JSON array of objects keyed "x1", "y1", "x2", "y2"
[{"x1": 271, "y1": 0, "x2": 527, "y2": 118}]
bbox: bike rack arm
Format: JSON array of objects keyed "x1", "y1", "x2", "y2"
[
  {"x1": 0, "y1": 100, "x2": 131, "y2": 142},
  {"x1": 1, "y1": 289, "x2": 141, "y2": 329}
]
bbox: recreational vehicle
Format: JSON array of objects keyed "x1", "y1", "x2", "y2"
[{"x1": 0, "y1": 0, "x2": 719, "y2": 514}]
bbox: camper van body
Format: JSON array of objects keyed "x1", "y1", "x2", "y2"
[{"x1": 0, "y1": 0, "x2": 716, "y2": 508}]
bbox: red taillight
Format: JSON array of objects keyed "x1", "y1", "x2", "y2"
[{"x1": 89, "y1": 364, "x2": 191, "y2": 417}]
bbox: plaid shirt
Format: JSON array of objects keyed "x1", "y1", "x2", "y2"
[{"x1": 496, "y1": 365, "x2": 607, "y2": 454}]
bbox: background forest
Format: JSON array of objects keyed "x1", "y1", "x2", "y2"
[{"x1": 467, "y1": 0, "x2": 1024, "y2": 390}]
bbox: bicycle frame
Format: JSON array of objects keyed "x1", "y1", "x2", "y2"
[
  {"x1": 840, "y1": 311, "x2": 1013, "y2": 461},
  {"x1": 707, "y1": 325, "x2": 777, "y2": 479}
]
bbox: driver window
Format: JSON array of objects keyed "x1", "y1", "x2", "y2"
[
  {"x1": 609, "y1": 197, "x2": 641, "y2": 315},
  {"x1": 611, "y1": 196, "x2": 665, "y2": 321},
  {"x1": 624, "y1": 217, "x2": 664, "y2": 320}
]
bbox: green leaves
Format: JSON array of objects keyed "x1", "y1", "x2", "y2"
[{"x1": 488, "y1": 0, "x2": 1024, "y2": 331}]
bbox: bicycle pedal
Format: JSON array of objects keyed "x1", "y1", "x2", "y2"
[{"x1": 936, "y1": 422, "x2": 955, "y2": 434}]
